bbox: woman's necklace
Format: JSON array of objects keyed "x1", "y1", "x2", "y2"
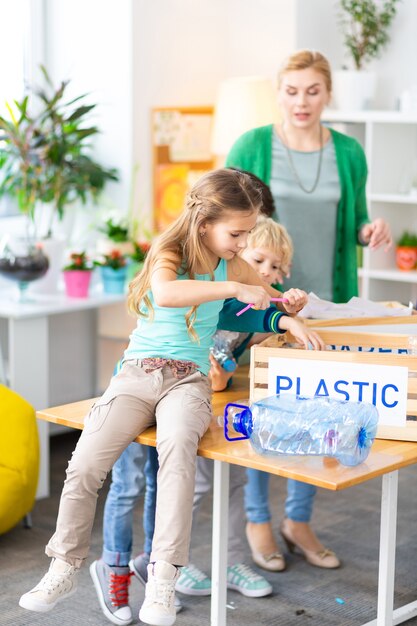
[{"x1": 280, "y1": 123, "x2": 323, "y2": 194}]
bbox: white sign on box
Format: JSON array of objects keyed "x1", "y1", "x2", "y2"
[{"x1": 267, "y1": 357, "x2": 408, "y2": 427}]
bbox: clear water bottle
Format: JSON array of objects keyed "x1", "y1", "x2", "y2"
[
  {"x1": 210, "y1": 330, "x2": 241, "y2": 372},
  {"x1": 223, "y1": 394, "x2": 379, "y2": 467}
]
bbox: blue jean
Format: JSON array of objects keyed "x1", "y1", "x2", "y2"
[
  {"x1": 102, "y1": 442, "x2": 158, "y2": 566},
  {"x1": 244, "y1": 469, "x2": 316, "y2": 524}
]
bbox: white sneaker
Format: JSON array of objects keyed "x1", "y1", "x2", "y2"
[
  {"x1": 19, "y1": 558, "x2": 78, "y2": 613},
  {"x1": 139, "y1": 561, "x2": 180, "y2": 626}
]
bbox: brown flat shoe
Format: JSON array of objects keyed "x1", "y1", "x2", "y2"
[{"x1": 280, "y1": 522, "x2": 340, "y2": 569}]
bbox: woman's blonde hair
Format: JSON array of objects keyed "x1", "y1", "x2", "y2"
[
  {"x1": 247, "y1": 215, "x2": 293, "y2": 276},
  {"x1": 128, "y1": 168, "x2": 262, "y2": 338},
  {"x1": 278, "y1": 49, "x2": 332, "y2": 93}
]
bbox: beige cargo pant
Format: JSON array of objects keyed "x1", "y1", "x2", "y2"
[{"x1": 46, "y1": 359, "x2": 212, "y2": 567}]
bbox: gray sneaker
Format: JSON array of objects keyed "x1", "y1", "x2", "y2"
[
  {"x1": 90, "y1": 559, "x2": 133, "y2": 626},
  {"x1": 129, "y1": 553, "x2": 183, "y2": 614}
]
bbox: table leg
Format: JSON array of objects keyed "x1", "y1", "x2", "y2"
[
  {"x1": 9, "y1": 316, "x2": 50, "y2": 498},
  {"x1": 361, "y1": 470, "x2": 416, "y2": 626},
  {"x1": 211, "y1": 460, "x2": 230, "y2": 626}
]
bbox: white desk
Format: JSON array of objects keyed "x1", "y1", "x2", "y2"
[{"x1": 0, "y1": 290, "x2": 127, "y2": 498}]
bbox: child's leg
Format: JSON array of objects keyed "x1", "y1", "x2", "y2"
[
  {"x1": 43, "y1": 362, "x2": 158, "y2": 568},
  {"x1": 46, "y1": 392, "x2": 154, "y2": 567},
  {"x1": 177, "y1": 457, "x2": 273, "y2": 599},
  {"x1": 102, "y1": 442, "x2": 147, "y2": 566},
  {"x1": 193, "y1": 459, "x2": 247, "y2": 565},
  {"x1": 91, "y1": 442, "x2": 146, "y2": 626},
  {"x1": 150, "y1": 371, "x2": 213, "y2": 566}
]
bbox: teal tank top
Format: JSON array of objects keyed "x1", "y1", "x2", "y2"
[{"x1": 124, "y1": 258, "x2": 228, "y2": 376}]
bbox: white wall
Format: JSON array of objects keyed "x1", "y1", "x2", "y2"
[
  {"x1": 132, "y1": 0, "x2": 296, "y2": 225},
  {"x1": 45, "y1": 0, "x2": 133, "y2": 213},
  {"x1": 296, "y1": 0, "x2": 417, "y2": 110}
]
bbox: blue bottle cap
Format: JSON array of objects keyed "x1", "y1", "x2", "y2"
[
  {"x1": 222, "y1": 358, "x2": 237, "y2": 372},
  {"x1": 232, "y1": 408, "x2": 253, "y2": 437}
]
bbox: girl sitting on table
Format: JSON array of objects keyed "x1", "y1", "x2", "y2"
[{"x1": 19, "y1": 168, "x2": 309, "y2": 626}]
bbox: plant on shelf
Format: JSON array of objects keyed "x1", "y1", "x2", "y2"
[
  {"x1": 101, "y1": 217, "x2": 130, "y2": 243},
  {"x1": 0, "y1": 66, "x2": 119, "y2": 238},
  {"x1": 94, "y1": 249, "x2": 128, "y2": 270},
  {"x1": 62, "y1": 251, "x2": 93, "y2": 272},
  {"x1": 94, "y1": 249, "x2": 128, "y2": 295},
  {"x1": 338, "y1": 0, "x2": 401, "y2": 70},
  {"x1": 62, "y1": 251, "x2": 94, "y2": 298},
  {"x1": 130, "y1": 241, "x2": 151, "y2": 264},
  {"x1": 127, "y1": 240, "x2": 151, "y2": 281},
  {"x1": 396, "y1": 231, "x2": 417, "y2": 271},
  {"x1": 334, "y1": 0, "x2": 401, "y2": 110}
]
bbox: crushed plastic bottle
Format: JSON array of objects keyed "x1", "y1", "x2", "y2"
[
  {"x1": 223, "y1": 394, "x2": 379, "y2": 467},
  {"x1": 210, "y1": 330, "x2": 241, "y2": 372}
]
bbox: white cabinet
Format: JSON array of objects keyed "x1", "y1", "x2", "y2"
[{"x1": 323, "y1": 110, "x2": 417, "y2": 305}]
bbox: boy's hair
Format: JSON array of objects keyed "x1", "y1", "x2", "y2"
[
  {"x1": 247, "y1": 215, "x2": 293, "y2": 275},
  {"x1": 128, "y1": 168, "x2": 263, "y2": 338}
]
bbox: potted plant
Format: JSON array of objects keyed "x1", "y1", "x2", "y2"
[
  {"x1": 62, "y1": 251, "x2": 94, "y2": 298},
  {"x1": 127, "y1": 241, "x2": 151, "y2": 281},
  {"x1": 94, "y1": 249, "x2": 128, "y2": 294},
  {"x1": 0, "y1": 66, "x2": 119, "y2": 291},
  {"x1": 96, "y1": 216, "x2": 135, "y2": 257},
  {"x1": 333, "y1": 0, "x2": 401, "y2": 110},
  {"x1": 396, "y1": 231, "x2": 417, "y2": 271}
]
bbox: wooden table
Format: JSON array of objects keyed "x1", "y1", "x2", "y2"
[{"x1": 37, "y1": 368, "x2": 417, "y2": 626}]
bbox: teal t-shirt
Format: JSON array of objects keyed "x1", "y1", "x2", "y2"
[
  {"x1": 270, "y1": 131, "x2": 340, "y2": 301},
  {"x1": 124, "y1": 259, "x2": 228, "y2": 375}
]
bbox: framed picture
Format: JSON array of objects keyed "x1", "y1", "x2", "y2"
[{"x1": 152, "y1": 106, "x2": 215, "y2": 232}]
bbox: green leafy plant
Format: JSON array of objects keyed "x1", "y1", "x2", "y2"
[
  {"x1": 94, "y1": 249, "x2": 127, "y2": 269},
  {"x1": 130, "y1": 241, "x2": 151, "y2": 263},
  {"x1": 0, "y1": 66, "x2": 119, "y2": 237},
  {"x1": 397, "y1": 231, "x2": 417, "y2": 247},
  {"x1": 100, "y1": 217, "x2": 129, "y2": 242},
  {"x1": 338, "y1": 0, "x2": 401, "y2": 70},
  {"x1": 63, "y1": 251, "x2": 93, "y2": 271}
]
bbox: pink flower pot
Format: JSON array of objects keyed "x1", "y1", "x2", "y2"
[{"x1": 63, "y1": 270, "x2": 92, "y2": 298}]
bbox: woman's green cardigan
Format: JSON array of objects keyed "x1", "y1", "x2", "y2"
[{"x1": 226, "y1": 124, "x2": 370, "y2": 303}]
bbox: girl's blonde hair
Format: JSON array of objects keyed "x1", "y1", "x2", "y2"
[
  {"x1": 247, "y1": 215, "x2": 293, "y2": 275},
  {"x1": 278, "y1": 49, "x2": 332, "y2": 93},
  {"x1": 128, "y1": 168, "x2": 262, "y2": 338}
]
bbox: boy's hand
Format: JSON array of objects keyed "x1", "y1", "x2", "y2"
[
  {"x1": 281, "y1": 288, "x2": 308, "y2": 314},
  {"x1": 209, "y1": 354, "x2": 235, "y2": 392},
  {"x1": 280, "y1": 317, "x2": 326, "y2": 350}
]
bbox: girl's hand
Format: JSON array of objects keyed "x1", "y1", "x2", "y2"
[
  {"x1": 283, "y1": 318, "x2": 326, "y2": 350},
  {"x1": 235, "y1": 283, "x2": 271, "y2": 310},
  {"x1": 360, "y1": 218, "x2": 392, "y2": 251},
  {"x1": 281, "y1": 288, "x2": 308, "y2": 314},
  {"x1": 208, "y1": 354, "x2": 235, "y2": 392}
]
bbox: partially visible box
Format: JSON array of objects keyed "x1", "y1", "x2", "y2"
[{"x1": 251, "y1": 320, "x2": 417, "y2": 442}]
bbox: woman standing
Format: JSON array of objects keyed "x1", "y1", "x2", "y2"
[{"x1": 226, "y1": 49, "x2": 392, "y2": 572}]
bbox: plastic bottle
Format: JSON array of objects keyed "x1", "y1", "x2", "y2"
[
  {"x1": 210, "y1": 330, "x2": 241, "y2": 372},
  {"x1": 223, "y1": 394, "x2": 379, "y2": 467}
]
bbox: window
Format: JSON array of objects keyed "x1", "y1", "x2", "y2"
[{"x1": 0, "y1": 0, "x2": 34, "y2": 217}]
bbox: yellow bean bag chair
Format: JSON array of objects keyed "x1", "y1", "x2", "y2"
[{"x1": 0, "y1": 385, "x2": 39, "y2": 534}]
